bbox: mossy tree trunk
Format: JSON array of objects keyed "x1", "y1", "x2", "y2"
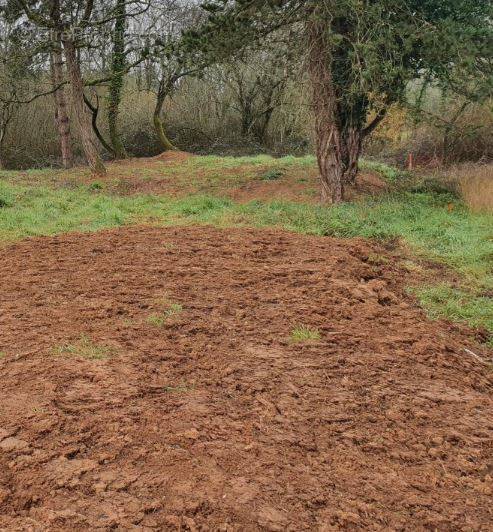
[
  {"x1": 307, "y1": 11, "x2": 388, "y2": 203},
  {"x1": 307, "y1": 16, "x2": 346, "y2": 203},
  {"x1": 0, "y1": 134, "x2": 5, "y2": 169},
  {"x1": 0, "y1": 105, "x2": 13, "y2": 170},
  {"x1": 107, "y1": 0, "x2": 127, "y2": 159},
  {"x1": 153, "y1": 77, "x2": 177, "y2": 152}
]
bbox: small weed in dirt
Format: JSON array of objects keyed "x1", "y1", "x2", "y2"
[
  {"x1": 121, "y1": 318, "x2": 136, "y2": 328},
  {"x1": 147, "y1": 314, "x2": 167, "y2": 327},
  {"x1": 0, "y1": 351, "x2": 5, "y2": 359},
  {"x1": 367, "y1": 253, "x2": 389, "y2": 265},
  {"x1": 291, "y1": 326, "x2": 321, "y2": 343},
  {"x1": 55, "y1": 335, "x2": 113, "y2": 360},
  {"x1": 163, "y1": 384, "x2": 192, "y2": 393},
  {"x1": 147, "y1": 303, "x2": 183, "y2": 327},
  {"x1": 153, "y1": 292, "x2": 182, "y2": 310},
  {"x1": 260, "y1": 169, "x2": 284, "y2": 181},
  {"x1": 88, "y1": 181, "x2": 104, "y2": 192}
]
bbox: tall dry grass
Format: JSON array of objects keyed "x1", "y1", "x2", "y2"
[{"x1": 439, "y1": 164, "x2": 493, "y2": 213}]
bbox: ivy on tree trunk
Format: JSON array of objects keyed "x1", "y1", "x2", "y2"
[
  {"x1": 153, "y1": 77, "x2": 177, "y2": 152},
  {"x1": 107, "y1": 0, "x2": 127, "y2": 159}
]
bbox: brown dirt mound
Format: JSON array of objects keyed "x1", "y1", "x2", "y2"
[
  {"x1": 0, "y1": 226, "x2": 492, "y2": 530},
  {"x1": 228, "y1": 171, "x2": 388, "y2": 204},
  {"x1": 152, "y1": 150, "x2": 194, "y2": 163}
]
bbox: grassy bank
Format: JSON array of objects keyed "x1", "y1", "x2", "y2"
[{"x1": 0, "y1": 155, "x2": 491, "y2": 344}]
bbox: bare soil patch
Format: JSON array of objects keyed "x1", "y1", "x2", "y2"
[
  {"x1": 0, "y1": 226, "x2": 491, "y2": 530},
  {"x1": 226, "y1": 170, "x2": 388, "y2": 204},
  {"x1": 151, "y1": 150, "x2": 195, "y2": 164}
]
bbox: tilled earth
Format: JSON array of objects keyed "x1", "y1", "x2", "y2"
[{"x1": 0, "y1": 226, "x2": 492, "y2": 531}]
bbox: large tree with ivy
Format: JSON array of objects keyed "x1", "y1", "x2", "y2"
[{"x1": 196, "y1": 0, "x2": 492, "y2": 203}]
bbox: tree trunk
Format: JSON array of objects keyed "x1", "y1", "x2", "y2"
[
  {"x1": 0, "y1": 140, "x2": 5, "y2": 170},
  {"x1": 307, "y1": 17, "x2": 345, "y2": 203},
  {"x1": 50, "y1": 41, "x2": 74, "y2": 169},
  {"x1": 344, "y1": 127, "x2": 363, "y2": 185},
  {"x1": 254, "y1": 106, "x2": 275, "y2": 144},
  {"x1": 107, "y1": 0, "x2": 127, "y2": 159},
  {"x1": 153, "y1": 87, "x2": 176, "y2": 152},
  {"x1": 0, "y1": 110, "x2": 11, "y2": 170},
  {"x1": 83, "y1": 93, "x2": 116, "y2": 156},
  {"x1": 62, "y1": 38, "x2": 106, "y2": 175},
  {"x1": 240, "y1": 100, "x2": 254, "y2": 138}
]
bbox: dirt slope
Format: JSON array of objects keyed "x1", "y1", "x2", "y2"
[{"x1": 0, "y1": 226, "x2": 491, "y2": 530}]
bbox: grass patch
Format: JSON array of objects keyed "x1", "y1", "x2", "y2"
[
  {"x1": 55, "y1": 335, "x2": 113, "y2": 360},
  {"x1": 88, "y1": 181, "x2": 105, "y2": 192},
  {"x1": 147, "y1": 303, "x2": 183, "y2": 327},
  {"x1": 163, "y1": 385, "x2": 192, "y2": 393},
  {"x1": 260, "y1": 169, "x2": 284, "y2": 181},
  {"x1": 290, "y1": 326, "x2": 322, "y2": 343},
  {"x1": 360, "y1": 159, "x2": 411, "y2": 182},
  {"x1": 187, "y1": 154, "x2": 314, "y2": 170},
  {"x1": 413, "y1": 285, "x2": 493, "y2": 346},
  {"x1": 147, "y1": 314, "x2": 167, "y2": 327}
]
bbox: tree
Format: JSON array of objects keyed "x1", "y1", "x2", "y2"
[
  {"x1": 8, "y1": 0, "x2": 107, "y2": 174},
  {"x1": 216, "y1": 39, "x2": 296, "y2": 145},
  {"x1": 146, "y1": 1, "x2": 211, "y2": 152},
  {"x1": 0, "y1": 17, "x2": 36, "y2": 168},
  {"x1": 49, "y1": 31, "x2": 74, "y2": 169},
  {"x1": 7, "y1": 0, "x2": 153, "y2": 172},
  {"x1": 198, "y1": 0, "x2": 493, "y2": 203},
  {"x1": 107, "y1": 0, "x2": 128, "y2": 158}
]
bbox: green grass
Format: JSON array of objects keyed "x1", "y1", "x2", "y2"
[
  {"x1": 290, "y1": 326, "x2": 322, "y2": 343},
  {"x1": 412, "y1": 285, "x2": 493, "y2": 346},
  {"x1": 1, "y1": 155, "x2": 492, "y2": 344},
  {"x1": 186, "y1": 154, "x2": 315, "y2": 169},
  {"x1": 360, "y1": 159, "x2": 411, "y2": 182},
  {"x1": 1, "y1": 154, "x2": 316, "y2": 191},
  {"x1": 163, "y1": 385, "x2": 192, "y2": 393},
  {"x1": 55, "y1": 335, "x2": 113, "y2": 360},
  {"x1": 147, "y1": 303, "x2": 184, "y2": 327},
  {"x1": 260, "y1": 168, "x2": 284, "y2": 181}
]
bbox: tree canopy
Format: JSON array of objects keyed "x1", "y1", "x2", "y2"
[{"x1": 193, "y1": 0, "x2": 492, "y2": 201}]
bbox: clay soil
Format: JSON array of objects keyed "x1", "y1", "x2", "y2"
[{"x1": 0, "y1": 226, "x2": 492, "y2": 530}]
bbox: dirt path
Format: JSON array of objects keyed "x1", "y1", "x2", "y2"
[{"x1": 0, "y1": 226, "x2": 491, "y2": 530}]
